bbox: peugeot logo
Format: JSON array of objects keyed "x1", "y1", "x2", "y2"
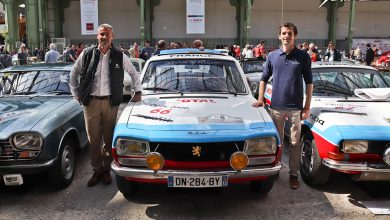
[{"x1": 192, "y1": 146, "x2": 201, "y2": 157}]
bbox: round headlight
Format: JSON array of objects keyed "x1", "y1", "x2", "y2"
[
  {"x1": 146, "y1": 152, "x2": 164, "y2": 171},
  {"x1": 383, "y1": 148, "x2": 390, "y2": 165},
  {"x1": 230, "y1": 151, "x2": 249, "y2": 171}
]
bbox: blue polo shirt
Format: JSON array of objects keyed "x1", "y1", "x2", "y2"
[{"x1": 261, "y1": 47, "x2": 312, "y2": 110}]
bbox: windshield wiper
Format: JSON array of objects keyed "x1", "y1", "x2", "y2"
[
  {"x1": 43, "y1": 90, "x2": 72, "y2": 95},
  {"x1": 143, "y1": 87, "x2": 183, "y2": 95},
  {"x1": 13, "y1": 91, "x2": 37, "y2": 95}
]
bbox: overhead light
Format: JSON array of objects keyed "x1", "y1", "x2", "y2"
[{"x1": 18, "y1": 4, "x2": 25, "y2": 8}]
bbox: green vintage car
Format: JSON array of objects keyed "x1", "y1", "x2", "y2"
[{"x1": 0, "y1": 63, "x2": 88, "y2": 189}]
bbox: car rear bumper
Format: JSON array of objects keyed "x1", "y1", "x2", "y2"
[{"x1": 111, "y1": 162, "x2": 282, "y2": 180}]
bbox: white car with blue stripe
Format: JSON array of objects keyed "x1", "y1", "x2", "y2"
[
  {"x1": 264, "y1": 62, "x2": 390, "y2": 185},
  {"x1": 112, "y1": 49, "x2": 281, "y2": 195}
]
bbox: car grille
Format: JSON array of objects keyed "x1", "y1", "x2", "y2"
[
  {"x1": 149, "y1": 141, "x2": 245, "y2": 162},
  {"x1": 0, "y1": 139, "x2": 40, "y2": 161}
]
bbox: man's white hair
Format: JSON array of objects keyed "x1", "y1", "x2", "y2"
[
  {"x1": 49, "y1": 43, "x2": 56, "y2": 50},
  {"x1": 98, "y1": 23, "x2": 113, "y2": 32}
]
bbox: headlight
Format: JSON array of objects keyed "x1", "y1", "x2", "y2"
[
  {"x1": 384, "y1": 148, "x2": 390, "y2": 165},
  {"x1": 115, "y1": 139, "x2": 149, "y2": 156},
  {"x1": 245, "y1": 137, "x2": 277, "y2": 155},
  {"x1": 342, "y1": 140, "x2": 368, "y2": 154},
  {"x1": 12, "y1": 133, "x2": 43, "y2": 150}
]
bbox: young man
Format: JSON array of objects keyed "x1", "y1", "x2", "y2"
[
  {"x1": 70, "y1": 24, "x2": 142, "y2": 187},
  {"x1": 252, "y1": 22, "x2": 313, "y2": 189}
]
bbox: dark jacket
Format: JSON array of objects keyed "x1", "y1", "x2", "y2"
[
  {"x1": 325, "y1": 49, "x2": 341, "y2": 61},
  {"x1": 365, "y1": 47, "x2": 375, "y2": 64},
  {"x1": 79, "y1": 46, "x2": 124, "y2": 106}
]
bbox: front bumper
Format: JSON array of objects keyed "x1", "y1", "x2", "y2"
[
  {"x1": 112, "y1": 162, "x2": 282, "y2": 180},
  {"x1": 0, "y1": 158, "x2": 56, "y2": 174},
  {"x1": 323, "y1": 158, "x2": 390, "y2": 172}
]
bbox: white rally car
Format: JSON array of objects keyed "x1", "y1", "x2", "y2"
[
  {"x1": 112, "y1": 49, "x2": 281, "y2": 196},
  {"x1": 264, "y1": 62, "x2": 390, "y2": 185}
]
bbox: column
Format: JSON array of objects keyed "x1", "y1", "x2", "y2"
[
  {"x1": 138, "y1": 0, "x2": 160, "y2": 42},
  {"x1": 230, "y1": 0, "x2": 253, "y2": 48},
  {"x1": 347, "y1": 0, "x2": 356, "y2": 55},
  {"x1": 26, "y1": 0, "x2": 40, "y2": 50},
  {"x1": 4, "y1": 0, "x2": 18, "y2": 52},
  {"x1": 323, "y1": 0, "x2": 344, "y2": 46}
]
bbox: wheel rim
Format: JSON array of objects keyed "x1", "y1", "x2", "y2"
[
  {"x1": 301, "y1": 138, "x2": 314, "y2": 176},
  {"x1": 61, "y1": 145, "x2": 74, "y2": 180}
]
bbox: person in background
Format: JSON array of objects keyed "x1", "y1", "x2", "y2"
[
  {"x1": 70, "y1": 24, "x2": 142, "y2": 187},
  {"x1": 192, "y1": 39, "x2": 203, "y2": 49},
  {"x1": 154, "y1": 40, "x2": 167, "y2": 55},
  {"x1": 76, "y1": 43, "x2": 85, "y2": 58},
  {"x1": 45, "y1": 43, "x2": 60, "y2": 63},
  {"x1": 17, "y1": 44, "x2": 29, "y2": 65},
  {"x1": 324, "y1": 42, "x2": 341, "y2": 62},
  {"x1": 140, "y1": 40, "x2": 155, "y2": 61},
  {"x1": 252, "y1": 22, "x2": 313, "y2": 190},
  {"x1": 365, "y1": 43, "x2": 375, "y2": 66},
  {"x1": 129, "y1": 42, "x2": 140, "y2": 58},
  {"x1": 66, "y1": 44, "x2": 77, "y2": 62}
]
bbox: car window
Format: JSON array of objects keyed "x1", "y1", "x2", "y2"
[
  {"x1": 242, "y1": 61, "x2": 264, "y2": 74},
  {"x1": 142, "y1": 59, "x2": 246, "y2": 94},
  {"x1": 0, "y1": 70, "x2": 71, "y2": 95},
  {"x1": 312, "y1": 68, "x2": 389, "y2": 97}
]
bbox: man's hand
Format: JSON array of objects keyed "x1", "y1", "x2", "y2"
[
  {"x1": 131, "y1": 92, "x2": 142, "y2": 102},
  {"x1": 301, "y1": 108, "x2": 310, "y2": 120},
  {"x1": 252, "y1": 100, "x2": 265, "y2": 107}
]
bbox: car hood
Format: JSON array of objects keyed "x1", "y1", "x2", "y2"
[
  {"x1": 0, "y1": 97, "x2": 70, "y2": 138},
  {"x1": 122, "y1": 95, "x2": 267, "y2": 131},
  {"x1": 306, "y1": 88, "x2": 390, "y2": 144}
]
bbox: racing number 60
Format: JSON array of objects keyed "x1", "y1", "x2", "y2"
[{"x1": 150, "y1": 108, "x2": 171, "y2": 114}]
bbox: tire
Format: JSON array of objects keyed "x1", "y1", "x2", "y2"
[
  {"x1": 300, "y1": 131, "x2": 330, "y2": 185},
  {"x1": 49, "y1": 138, "x2": 76, "y2": 189},
  {"x1": 251, "y1": 175, "x2": 275, "y2": 194},
  {"x1": 116, "y1": 175, "x2": 136, "y2": 197}
]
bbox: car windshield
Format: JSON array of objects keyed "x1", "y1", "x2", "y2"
[
  {"x1": 312, "y1": 68, "x2": 390, "y2": 97},
  {"x1": 0, "y1": 70, "x2": 71, "y2": 95},
  {"x1": 242, "y1": 61, "x2": 264, "y2": 74},
  {"x1": 142, "y1": 59, "x2": 246, "y2": 94}
]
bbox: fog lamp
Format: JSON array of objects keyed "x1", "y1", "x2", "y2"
[
  {"x1": 146, "y1": 152, "x2": 164, "y2": 171},
  {"x1": 384, "y1": 148, "x2": 390, "y2": 166},
  {"x1": 230, "y1": 152, "x2": 249, "y2": 171}
]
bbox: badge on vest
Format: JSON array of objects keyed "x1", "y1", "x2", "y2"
[{"x1": 115, "y1": 63, "x2": 120, "y2": 69}]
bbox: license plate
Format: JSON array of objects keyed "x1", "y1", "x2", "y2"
[
  {"x1": 3, "y1": 174, "x2": 24, "y2": 186},
  {"x1": 168, "y1": 175, "x2": 228, "y2": 188}
]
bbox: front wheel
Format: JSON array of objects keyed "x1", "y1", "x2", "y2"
[
  {"x1": 49, "y1": 138, "x2": 76, "y2": 189},
  {"x1": 300, "y1": 131, "x2": 330, "y2": 185}
]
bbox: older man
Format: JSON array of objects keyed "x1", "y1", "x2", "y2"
[{"x1": 70, "y1": 24, "x2": 142, "y2": 187}]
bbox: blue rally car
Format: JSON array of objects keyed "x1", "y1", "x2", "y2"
[
  {"x1": 0, "y1": 63, "x2": 88, "y2": 188},
  {"x1": 111, "y1": 49, "x2": 282, "y2": 196}
]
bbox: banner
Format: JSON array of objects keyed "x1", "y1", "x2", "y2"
[
  {"x1": 186, "y1": 0, "x2": 205, "y2": 34},
  {"x1": 353, "y1": 38, "x2": 390, "y2": 54},
  {"x1": 80, "y1": 0, "x2": 98, "y2": 35}
]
